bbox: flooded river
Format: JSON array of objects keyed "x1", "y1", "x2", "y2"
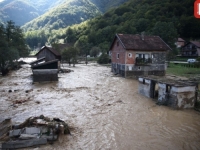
[{"x1": 0, "y1": 63, "x2": 200, "y2": 150}]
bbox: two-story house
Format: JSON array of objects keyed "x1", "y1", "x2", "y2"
[
  {"x1": 110, "y1": 34, "x2": 171, "y2": 77},
  {"x1": 180, "y1": 41, "x2": 200, "y2": 57}
]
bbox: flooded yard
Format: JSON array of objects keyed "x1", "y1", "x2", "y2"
[{"x1": 0, "y1": 63, "x2": 200, "y2": 150}]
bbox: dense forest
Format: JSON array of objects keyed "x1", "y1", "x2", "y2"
[
  {"x1": 0, "y1": 21, "x2": 29, "y2": 75},
  {"x1": 22, "y1": 0, "x2": 101, "y2": 31},
  {"x1": 24, "y1": 0, "x2": 200, "y2": 56},
  {"x1": 90, "y1": 0, "x2": 128, "y2": 12}
]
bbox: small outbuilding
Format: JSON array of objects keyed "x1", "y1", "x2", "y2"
[
  {"x1": 35, "y1": 46, "x2": 61, "y2": 62},
  {"x1": 30, "y1": 46, "x2": 62, "y2": 82},
  {"x1": 138, "y1": 76, "x2": 198, "y2": 109}
]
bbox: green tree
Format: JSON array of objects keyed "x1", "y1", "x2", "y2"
[
  {"x1": 74, "y1": 35, "x2": 92, "y2": 56},
  {"x1": 97, "y1": 53, "x2": 109, "y2": 64},
  {"x1": 0, "y1": 21, "x2": 29, "y2": 75},
  {"x1": 65, "y1": 27, "x2": 77, "y2": 43},
  {"x1": 151, "y1": 21, "x2": 178, "y2": 48},
  {"x1": 90, "y1": 46, "x2": 101, "y2": 57},
  {"x1": 135, "y1": 18, "x2": 150, "y2": 32},
  {"x1": 62, "y1": 47, "x2": 79, "y2": 67}
]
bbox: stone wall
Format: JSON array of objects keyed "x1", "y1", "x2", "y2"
[
  {"x1": 152, "y1": 52, "x2": 166, "y2": 64},
  {"x1": 158, "y1": 83, "x2": 196, "y2": 109},
  {"x1": 171, "y1": 86, "x2": 196, "y2": 109},
  {"x1": 138, "y1": 78, "x2": 151, "y2": 98},
  {"x1": 111, "y1": 63, "x2": 166, "y2": 77}
]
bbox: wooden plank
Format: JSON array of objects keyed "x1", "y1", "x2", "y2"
[{"x1": 0, "y1": 118, "x2": 12, "y2": 138}]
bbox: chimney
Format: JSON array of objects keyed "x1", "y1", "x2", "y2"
[{"x1": 141, "y1": 32, "x2": 145, "y2": 40}]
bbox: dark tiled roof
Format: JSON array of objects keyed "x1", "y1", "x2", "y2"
[
  {"x1": 110, "y1": 34, "x2": 171, "y2": 51},
  {"x1": 190, "y1": 41, "x2": 200, "y2": 47},
  {"x1": 36, "y1": 46, "x2": 61, "y2": 56},
  {"x1": 46, "y1": 47, "x2": 61, "y2": 56},
  {"x1": 178, "y1": 38, "x2": 185, "y2": 42}
]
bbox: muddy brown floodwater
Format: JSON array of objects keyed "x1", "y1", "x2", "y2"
[{"x1": 0, "y1": 63, "x2": 200, "y2": 150}]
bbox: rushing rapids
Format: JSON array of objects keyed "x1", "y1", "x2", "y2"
[{"x1": 0, "y1": 63, "x2": 200, "y2": 150}]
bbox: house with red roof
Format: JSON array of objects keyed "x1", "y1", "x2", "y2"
[
  {"x1": 175, "y1": 38, "x2": 186, "y2": 48},
  {"x1": 109, "y1": 34, "x2": 171, "y2": 77},
  {"x1": 180, "y1": 41, "x2": 200, "y2": 57}
]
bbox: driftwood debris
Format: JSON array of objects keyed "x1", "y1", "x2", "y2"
[
  {"x1": 1, "y1": 115, "x2": 71, "y2": 149},
  {"x1": 0, "y1": 118, "x2": 12, "y2": 140}
]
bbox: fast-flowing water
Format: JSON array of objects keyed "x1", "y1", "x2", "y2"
[{"x1": 0, "y1": 63, "x2": 200, "y2": 150}]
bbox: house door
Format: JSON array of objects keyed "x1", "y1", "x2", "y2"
[
  {"x1": 117, "y1": 64, "x2": 120, "y2": 74},
  {"x1": 150, "y1": 80, "x2": 158, "y2": 99}
]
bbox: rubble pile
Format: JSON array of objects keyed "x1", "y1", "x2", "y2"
[{"x1": 0, "y1": 115, "x2": 70, "y2": 149}]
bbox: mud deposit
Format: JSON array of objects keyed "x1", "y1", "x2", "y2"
[{"x1": 0, "y1": 63, "x2": 200, "y2": 150}]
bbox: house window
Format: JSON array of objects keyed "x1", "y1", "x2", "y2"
[
  {"x1": 117, "y1": 41, "x2": 119, "y2": 46},
  {"x1": 117, "y1": 53, "x2": 119, "y2": 59},
  {"x1": 128, "y1": 53, "x2": 132, "y2": 58},
  {"x1": 136, "y1": 53, "x2": 151, "y2": 64}
]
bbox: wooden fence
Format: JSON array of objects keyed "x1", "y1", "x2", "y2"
[{"x1": 180, "y1": 63, "x2": 200, "y2": 68}]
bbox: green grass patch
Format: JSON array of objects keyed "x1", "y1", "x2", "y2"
[
  {"x1": 166, "y1": 63, "x2": 200, "y2": 77},
  {"x1": 171, "y1": 58, "x2": 188, "y2": 61}
]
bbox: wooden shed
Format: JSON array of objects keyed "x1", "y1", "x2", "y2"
[{"x1": 35, "y1": 46, "x2": 61, "y2": 62}]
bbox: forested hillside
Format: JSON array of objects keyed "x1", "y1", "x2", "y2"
[
  {"x1": 0, "y1": 0, "x2": 128, "y2": 27},
  {"x1": 90, "y1": 0, "x2": 128, "y2": 12},
  {"x1": 0, "y1": 0, "x2": 38, "y2": 25},
  {"x1": 0, "y1": 0, "x2": 65, "y2": 26},
  {"x1": 25, "y1": 0, "x2": 200, "y2": 55},
  {"x1": 22, "y1": 0, "x2": 101, "y2": 31},
  {"x1": 27, "y1": 0, "x2": 64, "y2": 13}
]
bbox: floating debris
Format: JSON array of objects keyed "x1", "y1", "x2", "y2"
[{"x1": 0, "y1": 115, "x2": 71, "y2": 149}]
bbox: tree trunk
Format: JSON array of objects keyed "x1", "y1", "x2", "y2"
[{"x1": 1, "y1": 68, "x2": 9, "y2": 76}]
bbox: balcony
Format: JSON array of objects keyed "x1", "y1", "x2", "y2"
[{"x1": 135, "y1": 58, "x2": 152, "y2": 65}]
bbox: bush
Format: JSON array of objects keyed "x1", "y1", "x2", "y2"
[{"x1": 97, "y1": 53, "x2": 109, "y2": 64}]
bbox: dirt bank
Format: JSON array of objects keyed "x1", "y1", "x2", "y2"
[{"x1": 0, "y1": 63, "x2": 200, "y2": 150}]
